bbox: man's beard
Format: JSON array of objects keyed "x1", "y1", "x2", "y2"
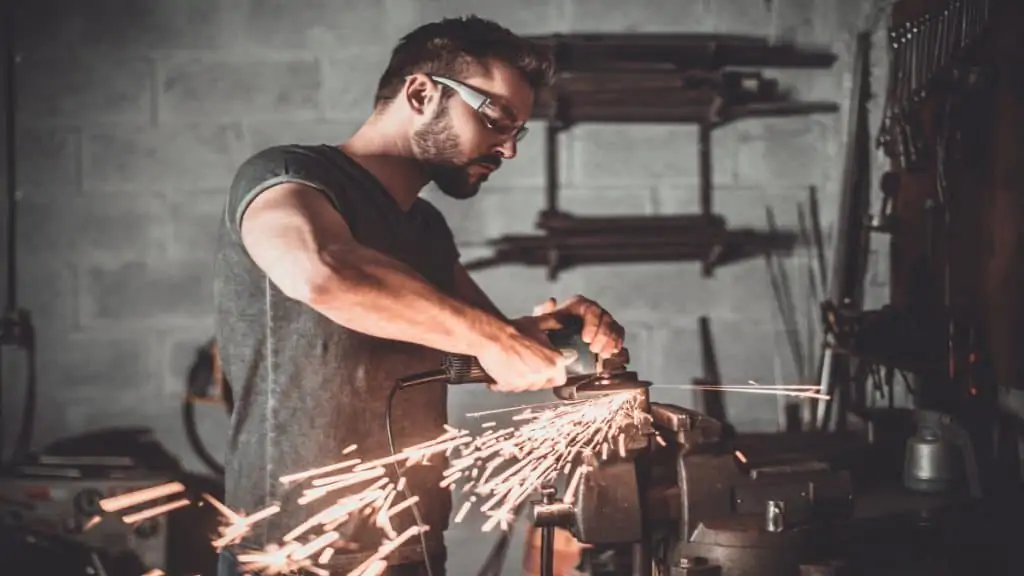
[{"x1": 411, "y1": 105, "x2": 501, "y2": 200}]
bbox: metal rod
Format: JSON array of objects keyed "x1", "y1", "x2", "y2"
[
  {"x1": 540, "y1": 523, "x2": 554, "y2": 576},
  {"x1": 3, "y1": 0, "x2": 16, "y2": 313},
  {"x1": 698, "y1": 123, "x2": 711, "y2": 217},
  {"x1": 544, "y1": 122, "x2": 559, "y2": 215}
]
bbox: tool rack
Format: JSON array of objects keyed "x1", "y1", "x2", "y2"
[{"x1": 463, "y1": 33, "x2": 842, "y2": 279}]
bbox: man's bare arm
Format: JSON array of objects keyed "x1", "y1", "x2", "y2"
[
  {"x1": 240, "y1": 182, "x2": 516, "y2": 356},
  {"x1": 452, "y1": 263, "x2": 508, "y2": 321}
]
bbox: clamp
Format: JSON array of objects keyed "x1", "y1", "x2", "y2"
[{"x1": 531, "y1": 485, "x2": 575, "y2": 576}]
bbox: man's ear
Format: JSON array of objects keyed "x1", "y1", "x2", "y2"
[{"x1": 403, "y1": 74, "x2": 435, "y2": 116}]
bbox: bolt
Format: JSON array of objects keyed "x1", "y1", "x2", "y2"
[{"x1": 541, "y1": 485, "x2": 557, "y2": 505}]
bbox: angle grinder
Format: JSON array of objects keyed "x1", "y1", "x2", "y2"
[{"x1": 396, "y1": 316, "x2": 649, "y2": 400}]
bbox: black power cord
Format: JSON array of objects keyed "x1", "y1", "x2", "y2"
[
  {"x1": 386, "y1": 371, "x2": 527, "y2": 576},
  {"x1": 385, "y1": 372, "x2": 449, "y2": 576},
  {"x1": 182, "y1": 340, "x2": 233, "y2": 477}
]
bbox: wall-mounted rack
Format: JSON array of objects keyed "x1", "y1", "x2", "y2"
[{"x1": 463, "y1": 33, "x2": 841, "y2": 279}]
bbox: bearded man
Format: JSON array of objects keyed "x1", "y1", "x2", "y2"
[{"x1": 214, "y1": 16, "x2": 626, "y2": 575}]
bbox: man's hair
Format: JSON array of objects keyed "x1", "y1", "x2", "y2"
[{"x1": 373, "y1": 15, "x2": 556, "y2": 109}]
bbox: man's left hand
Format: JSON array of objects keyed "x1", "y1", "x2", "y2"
[{"x1": 518, "y1": 295, "x2": 625, "y2": 359}]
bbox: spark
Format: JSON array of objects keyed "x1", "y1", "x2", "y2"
[
  {"x1": 317, "y1": 547, "x2": 335, "y2": 564},
  {"x1": 442, "y1": 391, "x2": 650, "y2": 531},
  {"x1": 83, "y1": 515, "x2": 102, "y2": 531},
  {"x1": 281, "y1": 458, "x2": 361, "y2": 484},
  {"x1": 98, "y1": 481, "x2": 185, "y2": 513},
  {"x1": 121, "y1": 498, "x2": 191, "y2": 524},
  {"x1": 79, "y1": 391, "x2": 651, "y2": 576}
]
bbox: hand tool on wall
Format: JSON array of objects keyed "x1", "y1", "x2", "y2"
[{"x1": 876, "y1": 0, "x2": 992, "y2": 170}]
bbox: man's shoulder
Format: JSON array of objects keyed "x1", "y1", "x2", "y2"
[
  {"x1": 231, "y1": 143, "x2": 344, "y2": 191},
  {"x1": 241, "y1": 143, "x2": 331, "y2": 169}
]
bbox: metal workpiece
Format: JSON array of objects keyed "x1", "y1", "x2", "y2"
[{"x1": 649, "y1": 402, "x2": 723, "y2": 448}]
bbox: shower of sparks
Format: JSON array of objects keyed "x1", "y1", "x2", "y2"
[
  {"x1": 79, "y1": 383, "x2": 830, "y2": 575},
  {"x1": 88, "y1": 391, "x2": 667, "y2": 575},
  {"x1": 451, "y1": 391, "x2": 650, "y2": 529}
]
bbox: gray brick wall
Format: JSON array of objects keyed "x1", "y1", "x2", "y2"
[{"x1": 5, "y1": 0, "x2": 893, "y2": 572}]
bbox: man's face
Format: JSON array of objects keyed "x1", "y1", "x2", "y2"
[{"x1": 409, "y1": 61, "x2": 534, "y2": 200}]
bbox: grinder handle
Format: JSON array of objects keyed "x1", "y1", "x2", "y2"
[{"x1": 443, "y1": 315, "x2": 595, "y2": 384}]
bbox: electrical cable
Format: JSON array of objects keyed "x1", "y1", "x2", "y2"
[
  {"x1": 385, "y1": 372, "x2": 449, "y2": 576},
  {"x1": 182, "y1": 398, "x2": 225, "y2": 477},
  {"x1": 182, "y1": 340, "x2": 232, "y2": 477},
  {"x1": 387, "y1": 371, "x2": 533, "y2": 576}
]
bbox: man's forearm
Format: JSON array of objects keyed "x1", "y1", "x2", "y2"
[
  {"x1": 453, "y1": 264, "x2": 508, "y2": 321},
  {"x1": 302, "y1": 242, "x2": 512, "y2": 356}
]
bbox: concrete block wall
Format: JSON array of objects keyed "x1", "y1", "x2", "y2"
[{"x1": 4, "y1": 0, "x2": 893, "y2": 571}]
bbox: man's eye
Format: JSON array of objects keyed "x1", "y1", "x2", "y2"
[{"x1": 488, "y1": 117, "x2": 516, "y2": 132}]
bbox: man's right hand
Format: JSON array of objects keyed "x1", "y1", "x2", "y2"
[{"x1": 475, "y1": 328, "x2": 570, "y2": 393}]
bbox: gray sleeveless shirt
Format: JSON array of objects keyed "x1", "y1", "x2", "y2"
[{"x1": 213, "y1": 144, "x2": 458, "y2": 569}]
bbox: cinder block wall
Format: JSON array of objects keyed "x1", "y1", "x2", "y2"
[{"x1": 4, "y1": 0, "x2": 891, "y2": 571}]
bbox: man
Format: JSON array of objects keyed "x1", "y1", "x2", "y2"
[{"x1": 214, "y1": 15, "x2": 626, "y2": 576}]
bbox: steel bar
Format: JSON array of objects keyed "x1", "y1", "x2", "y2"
[
  {"x1": 525, "y1": 33, "x2": 838, "y2": 71},
  {"x1": 537, "y1": 212, "x2": 724, "y2": 233},
  {"x1": 532, "y1": 100, "x2": 839, "y2": 125}
]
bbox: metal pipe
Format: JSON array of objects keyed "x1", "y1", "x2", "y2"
[
  {"x1": 3, "y1": 0, "x2": 16, "y2": 313},
  {"x1": 698, "y1": 123, "x2": 711, "y2": 217},
  {"x1": 540, "y1": 524, "x2": 554, "y2": 576},
  {"x1": 544, "y1": 122, "x2": 559, "y2": 215}
]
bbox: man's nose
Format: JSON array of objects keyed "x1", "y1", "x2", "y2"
[{"x1": 494, "y1": 138, "x2": 517, "y2": 160}]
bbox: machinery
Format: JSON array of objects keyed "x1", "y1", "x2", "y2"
[
  {"x1": 515, "y1": 347, "x2": 857, "y2": 576},
  {"x1": 0, "y1": 457, "x2": 175, "y2": 572},
  {"x1": 518, "y1": 350, "x2": 1007, "y2": 576},
  {"x1": 0, "y1": 428, "x2": 223, "y2": 576}
]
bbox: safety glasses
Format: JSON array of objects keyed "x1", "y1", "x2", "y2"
[{"x1": 426, "y1": 75, "x2": 530, "y2": 143}]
